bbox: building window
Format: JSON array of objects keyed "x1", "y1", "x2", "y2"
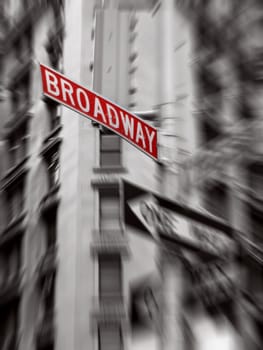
[
  {"x1": 250, "y1": 210, "x2": 263, "y2": 246},
  {"x1": 0, "y1": 304, "x2": 19, "y2": 350},
  {"x1": 239, "y1": 101, "x2": 254, "y2": 120},
  {"x1": 47, "y1": 104, "x2": 60, "y2": 131},
  {"x1": 45, "y1": 3, "x2": 64, "y2": 70},
  {"x1": 11, "y1": 71, "x2": 30, "y2": 114},
  {"x1": 6, "y1": 181, "x2": 25, "y2": 223},
  {"x1": 0, "y1": 244, "x2": 21, "y2": 287},
  {"x1": 45, "y1": 28, "x2": 64, "y2": 69},
  {"x1": 14, "y1": 28, "x2": 32, "y2": 63},
  {"x1": 247, "y1": 207, "x2": 263, "y2": 299},
  {"x1": 200, "y1": 120, "x2": 220, "y2": 145},
  {"x1": 100, "y1": 132, "x2": 121, "y2": 167},
  {"x1": 46, "y1": 211, "x2": 57, "y2": 250},
  {"x1": 98, "y1": 323, "x2": 123, "y2": 350},
  {"x1": 199, "y1": 67, "x2": 222, "y2": 97},
  {"x1": 40, "y1": 273, "x2": 56, "y2": 330},
  {"x1": 99, "y1": 187, "x2": 121, "y2": 231},
  {"x1": 43, "y1": 278, "x2": 55, "y2": 321},
  {"x1": 248, "y1": 163, "x2": 263, "y2": 197},
  {"x1": 47, "y1": 151, "x2": 60, "y2": 190},
  {"x1": 8, "y1": 123, "x2": 29, "y2": 168},
  {"x1": 99, "y1": 254, "x2": 122, "y2": 300},
  {"x1": 248, "y1": 259, "x2": 263, "y2": 300},
  {"x1": 196, "y1": 14, "x2": 211, "y2": 49},
  {"x1": 203, "y1": 182, "x2": 229, "y2": 221}
]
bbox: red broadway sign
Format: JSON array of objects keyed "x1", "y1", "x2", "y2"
[{"x1": 40, "y1": 64, "x2": 158, "y2": 160}]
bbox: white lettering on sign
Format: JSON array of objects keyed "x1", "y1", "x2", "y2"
[
  {"x1": 120, "y1": 111, "x2": 134, "y2": 139},
  {"x1": 135, "y1": 122, "x2": 146, "y2": 149},
  {"x1": 145, "y1": 126, "x2": 155, "y2": 154},
  {"x1": 94, "y1": 96, "x2": 107, "y2": 122},
  {"x1": 76, "y1": 88, "x2": 90, "y2": 112},
  {"x1": 107, "y1": 104, "x2": 119, "y2": 129},
  {"x1": 61, "y1": 78, "x2": 75, "y2": 106},
  {"x1": 45, "y1": 70, "x2": 60, "y2": 96}
]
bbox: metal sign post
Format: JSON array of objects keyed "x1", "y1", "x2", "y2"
[{"x1": 157, "y1": 0, "x2": 185, "y2": 347}]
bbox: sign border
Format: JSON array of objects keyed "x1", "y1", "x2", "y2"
[{"x1": 39, "y1": 63, "x2": 159, "y2": 161}]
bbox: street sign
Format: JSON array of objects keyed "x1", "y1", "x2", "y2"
[
  {"x1": 123, "y1": 180, "x2": 236, "y2": 260},
  {"x1": 40, "y1": 64, "x2": 158, "y2": 160},
  {"x1": 127, "y1": 194, "x2": 184, "y2": 243},
  {"x1": 128, "y1": 194, "x2": 160, "y2": 241}
]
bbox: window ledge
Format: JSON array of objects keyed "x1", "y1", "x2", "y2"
[
  {"x1": 42, "y1": 94, "x2": 60, "y2": 106},
  {"x1": 5, "y1": 1, "x2": 63, "y2": 53},
  {"x1": 92, "y1": 229, "x2": 127, "y2": 243},
  {"x1": 36, "y1": 311, "x2": 55, "y2": 349},
  {"x1": 0, "y1": 212, "x2": 27, "y2": 249},
  {"x1": 90, "y1": 304, "x2": 128, "y2": 334},
  {"x1": 242, "y1": 290, "x2": 263, "y2": 321},
  {"x1": 238, "y1": 186, "x2": 263, "y2": 215},
  {"x1": 93, "y1": 166, "x2": 127, "y2": 174},
  {"x1": 91, "y1": 303, "x2": 126, "y2": 318},
  {"x1": 4, "y1": 105, "x2": 33, "y2": 138},
  {"x1": 38, "y1": 246, "x2": 58, "y2": 281},
  {"x1": 90, "y1": 177, "x2": 121, "y2": 188},
  {"x1": 1, "y1": 156, "x2": 29, "y2": 191},
  {"x1": 0, "y1": 271, "x2": 23, "y2": 306},
  {"x1": 90, "y1": 240, "x2": 130, "y2": 258},
  {"x1": 8, "y1": 57, "x2": 33, "y2": 90},
  {"x1": 92, "y1": 295, "x2": 125, "y2": 312},
  {"x1": 2, "y1": 211, "x2": 27, "y2": 232},
  {"x1": 40, "y1": 133, "x2": 62, "y2": 160},
  {"x1": 43, "y1": 124, "x2": 62, "y2": 144},
  {"x1": 40, "y1": 184, "x2": 60, "y2": 216}
]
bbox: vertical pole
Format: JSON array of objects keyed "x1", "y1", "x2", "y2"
[
  {"x1": 158, "y1": 0, "x2": 178, "y2": 177},
  {"x1": 158, "y1": 247, "x2": 185, "y2": 350},
  {"x1": 157, "y1": 1, "x2": 185, "y2": 349}
]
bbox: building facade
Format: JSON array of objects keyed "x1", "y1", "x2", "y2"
[
  {"x1": 0, "y1": 1, "x2": 159, "y2": 350},
  {"x1": 180, "y1": 1, "x2": 263, "y2": 349},
  {"x1": 0, "y1": 0, "x2": 263, "y2": 350}
]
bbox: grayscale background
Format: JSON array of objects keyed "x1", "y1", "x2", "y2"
[{"x1": 0, "y1": 0, "x2": 262, "y2": 349}]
